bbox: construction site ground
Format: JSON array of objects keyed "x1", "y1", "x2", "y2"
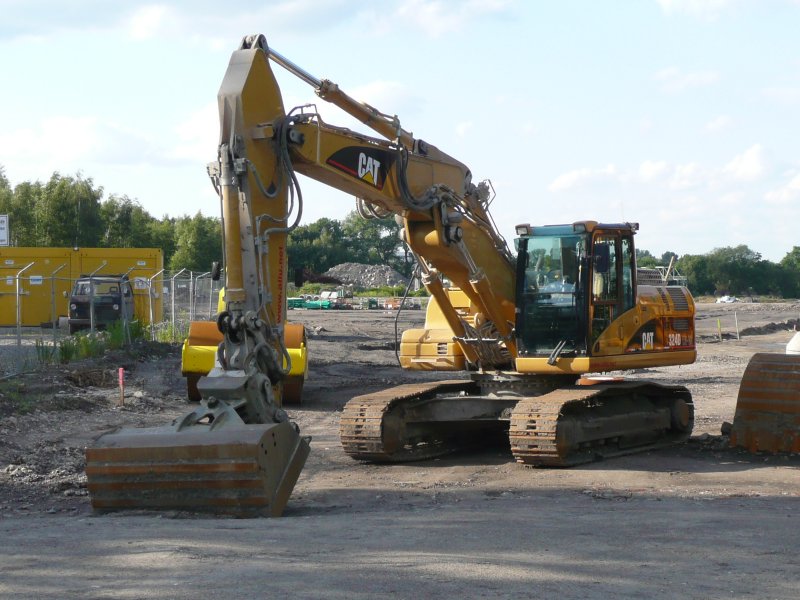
[{"x1": 1, "y1": 302, "x2": 799, "y2": 599}]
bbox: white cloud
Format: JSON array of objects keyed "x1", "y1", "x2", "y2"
[
  {"x1": 638, "y1": 160, "x2": 669, "y2": 182},
  {"x1": 127, "y1": 5, "x2": 169, "y2": 40},
  {"x1": 348, "y1": 80, "x2": 415, "y2": 116},
  {"x1": 455, "y1": 121, "x2": 473, "y2": 138},
  {"x1": 0, "y1": 116, "x2": 159, "y2": 174},
  {"x1": 170, "y1": 101, "x2": 219, "y2": 163},
  {"x1": 548, "y1": 165, "x2": 618, "y2": 192},
  {"x1": 722, "y1": 143, "x2": 767, "y2": 182},
  {"x1": 765, "y1": 172, "x2": 800, "y2": 205},
  {"x1": 762, "y1": 86, "x2": 800, "y2": 105},
  {"x1": 392, "y1": 0, "x2": 513, "y2": 37},
  {"x1": 718, "y1": 191, "x2": 744, "y2": 206},
  {"x1": 654, "y1": 66, "x2": 720, "y2": 93},
  {"x1": 656, "y1": 0, "x2": 737, "y2": 19},
  {"x1": 655, "y1": 195, "x2": 705, "y2": 224},
  {"x1": 521, "y1": 122, "x2": 537, "y2": 136},
  {"x1": 669, "y1": 162, "x2": 705, "y2": 189},
  {"x1": 550, "y1": 144, "x2": 769, "y2": 197},
  {"x1": 704, "y1": 114, "x2": 731, "y2": 132}
]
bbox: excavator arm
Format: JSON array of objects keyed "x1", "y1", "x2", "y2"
[
  {"x1": 234, "y1": 34, "x2": 518, "y2": 369},
  {"x1": 84, "y1": 36, "x2": 316, "y2": 517}
]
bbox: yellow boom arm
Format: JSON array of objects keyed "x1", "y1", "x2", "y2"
[{"x1": 217, "y1": 34, "x2": 517, "y2": 370}]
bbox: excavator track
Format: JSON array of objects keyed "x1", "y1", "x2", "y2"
[
  {"x1": 340, "y1": 380, "x2": 479, "y2": 462},
  {"x1": 509, "y1": 382, "x2": 694, "y2": 467}
]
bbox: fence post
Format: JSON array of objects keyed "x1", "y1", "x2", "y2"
[
  {"x1": 49, "y1": 263, "x2": 67, "y2": 345},
  {"x1": 171, "y1": 268, "x2": 187, "y2": 336},
  {"x1": 120, "y1": 266, "x2": 137, "y2": 346},
  {"x1": 87, "y1": 261, "x2": 108, "y2": 335},
  {"x1": 209, "y1": 277, "x2": 216, "y2": 319},
  {"x1": 193, "y1": 272, "x2": 210, "y2": 321},
  {"x1": 14, "y1": 262, "x2": 35, "y2": 346},
  {"x1": 148, "y1": 269, "x2": 165, "y2": 341}
]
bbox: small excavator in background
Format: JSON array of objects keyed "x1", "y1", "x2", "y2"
[{"x1": 86, "y1": 34, "x2": 705, "y2": 517}]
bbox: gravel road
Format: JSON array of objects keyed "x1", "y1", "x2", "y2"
[{"x1": 1, "y1": 302, "x2": 799, "y2": 599}]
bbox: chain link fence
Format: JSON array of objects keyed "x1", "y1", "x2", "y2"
[{"x1": 0, "y1": 270, "x2": 222, "y2": 378}]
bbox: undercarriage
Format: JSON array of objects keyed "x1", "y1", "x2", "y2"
[{"x1": 340, "y1": 375, "x2": 694, "y2": 466}]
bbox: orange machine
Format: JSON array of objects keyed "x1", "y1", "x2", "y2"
[{"x1": 86, "y1": 34, "x2": 702, "y2": 517}]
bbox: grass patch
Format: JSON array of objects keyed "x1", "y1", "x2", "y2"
[
  {"x1": 58, "y1": 337, "x2": 78, "y2": 363},
  {"x1": 154, "y1": 321, "x2": 189, "y2": 344},
  {"x1": 0, "y1": 382, "x2": 41, "y2": 415},
  {"x1": 35, "y1": 339, "x2": 57, "y2": 365},
  {"x1": 76, "y1": 332, "x2": 105, "y2": 359},
  {"x1": 106, "y1": 320, "x2": 127, "y2": 349}
]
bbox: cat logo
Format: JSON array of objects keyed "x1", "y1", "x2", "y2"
[
  {"x1": 326, "y1": 146, "x2": 394, "y2": 190},
  {"x1": 357, "y1": 152, "x2": 381, "y2": 186},
  {"x1": 642, "y1": 331, "x2": 654, "y2": 350}
]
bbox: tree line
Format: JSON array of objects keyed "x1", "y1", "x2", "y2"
[
  {"x1": 638, "y1": 245, "x2": 800, "y2": 298},
  {"x1": 1, "y1": 167, "x2": 798, "y2": 297},
  {"x1": 0, "y1": 168, "x2": 409, "y2": 277}
]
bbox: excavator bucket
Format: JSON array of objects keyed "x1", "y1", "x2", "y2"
[
  {"x1": 729, "y1": 353, "x2": 800, "y2": 454},
  {"x1": 86, "y1": 404, "x2": 310, "y2": 517}
]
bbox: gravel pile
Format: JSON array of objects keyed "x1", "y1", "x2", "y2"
[{"x1": 323, "y1": 262, "x2": 408, "y2": 290}]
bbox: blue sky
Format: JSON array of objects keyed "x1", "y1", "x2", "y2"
[{"x1": 1, "y1": 0, "x2": 798, "y2": 261}]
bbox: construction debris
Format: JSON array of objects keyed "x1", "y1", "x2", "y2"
[{"x1": 323, "y1": 262, "x2": 408, "y2": 290}]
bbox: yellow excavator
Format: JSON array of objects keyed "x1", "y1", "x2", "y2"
[{"x1": 86, "y1": 34, "x2": 701, "y2": 516}]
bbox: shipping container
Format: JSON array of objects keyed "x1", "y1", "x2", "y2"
[{"x1": 0, "y1": 247, "x2": 163, "y2": 326}]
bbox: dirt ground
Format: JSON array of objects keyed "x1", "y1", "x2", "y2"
[{"x1": 1, "y1": 302, "x2": 799, "y2": 599}]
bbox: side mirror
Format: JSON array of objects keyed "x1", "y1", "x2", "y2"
[{"x1": 211, "y1": 261, "x2": 221, "y2": 281}]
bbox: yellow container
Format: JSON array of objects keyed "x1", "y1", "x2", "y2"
[{"x1": 0, "y1": 247, "x2": 163, "y2": 326}]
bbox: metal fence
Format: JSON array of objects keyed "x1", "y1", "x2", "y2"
[{"x1": 0, "y1": 270, "x2": 222, "y2": 377}]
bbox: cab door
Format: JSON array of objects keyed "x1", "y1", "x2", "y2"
[{"x1": 589, "y1": 231, "x2": 635, "y2": 353}]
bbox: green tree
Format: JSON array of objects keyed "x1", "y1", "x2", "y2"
[
  {"x1": 779, "y1": 247, "x2": 800, "y2": 298},
  {"x1": 100, "y1": 194, "x2": 161, "y2": 249},
  {"x1": 0, "y1": 166, "x2": 10, "y2": 202},
  {"x1": 34, "y1": 173, "x2": 104, "y2": 247},
  {"x1": 288, "y1": 218, "x2": 351, "y2": 274},
  {"x1": 0, "y1": 166, "x2": 16, "y2": 242},
  {"x1": 147, "y1": 216, "x2": 178, "y2": 266},
  {"x1": 341, "y1": 211, "x2": 409, "y2": 274},
  {"x1": 661, "y1": 251, "x2": 679, "y2": 266},
  {"x1": 676, "y1": 254, "x2": 713, "y2": 296},
  {"x1": 635, "y1": 248, "x2": 658, "y2": 268},
  {"x1": 168, "y1": 212, "x2": 222, "y2": 271},
  {"x1": 0, "y1": 174, "x2": 41, "y2": 246},
  {"x1": 704, "y1": 245, "x2": 762, "y2": 295}
]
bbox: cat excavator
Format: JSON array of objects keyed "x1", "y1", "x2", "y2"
[{"x1": 85, "y1": 34, "x2": 699, "y2": 517}]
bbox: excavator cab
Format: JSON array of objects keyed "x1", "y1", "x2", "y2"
[
  {"x1": 515, "y1": 222, "x2": 639, "y2": 361},
  {"x1": 513, "y1": 221, "x2": 696, "y2": 374}
]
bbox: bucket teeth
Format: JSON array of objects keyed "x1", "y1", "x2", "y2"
[{"x1": 85, "y1": 421, "x2": 309, "y2": 517}]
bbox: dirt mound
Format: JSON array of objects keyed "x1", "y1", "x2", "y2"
[
  {"x1": 740, "y1": 319, "x2": 800, "y2": 336},
  {"x1": 323, "y1": 262, "x2": 408, "y2": 289}
]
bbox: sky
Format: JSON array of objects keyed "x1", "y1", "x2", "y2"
[{"x1": 1, "y1": 0, "x2": 798, "y2": 262}]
